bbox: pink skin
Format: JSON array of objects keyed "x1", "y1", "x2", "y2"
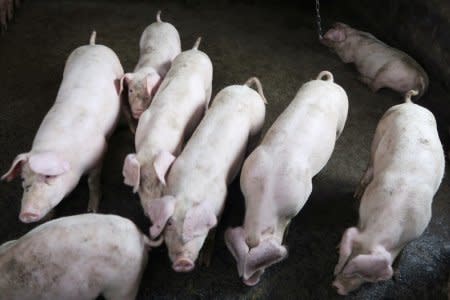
[
  {"x1": 321, "y1": 22, "x2": 428, "y2": 98},
  {"x1": 225, "y1": 227, "x2": 287, "y2": 286},
  {"x1": 2, "y1": 153, "x2": 78, "y2": 223},
  {"x1": 120, "y1": 72, "x2": 161, "y2": 119}
]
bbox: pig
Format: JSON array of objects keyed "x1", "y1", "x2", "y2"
[
  {"x1": 120, "y1": 10, "x2": 181, "y2": 132},
  {"x1": 225, "y1": 71, "x2": 349, "y2": 286},
  {"x1": 321, "y1": 22, "x2": 428, "y2": 99},
  {"x1": 1, "y1": 31, "x2": 123, "y2": 223},
  {"x1": 146, "y1": 77, "x2": 267, "y2": 272},
  {"x1": 0, "y1": 213, "x2": 158, "y2": 300},
  {"x1": 333, "y1": 90, "x2": 445, "y2": 295},
  {"x1": 122, "y1": 37, "x2": 212, "y2": 229}
]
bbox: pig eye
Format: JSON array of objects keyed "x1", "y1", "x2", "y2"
[
  {"x1": 167, "y1": 218, "x2": 173, "y2": 226},
  {"x1": 129, "y1": 89, "x2": 134, "y2": 93},
  {"x1": 24, "y1": 184, "x2": 31, "y2": 192}
]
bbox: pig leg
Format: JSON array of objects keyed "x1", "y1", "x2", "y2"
[
  {"x1": 358, "y1": 75, "x2": 373, "y2": 87},
  {"x1": 121, "y1": 100, "x2": 137, "y2": 134},
  {"x1": 353, "y1": 164, "x2": 373, "y2": 200},
  {"x1": 6, "y1": 0, "x2": 12, "y2": 21},
  {"x1": 0, "y1": 8, "x2": 6, "y2": 33},
  {"x1": 198, "y1": 227, "x2": 217, "y2": 267},
  {"x1": 87, "y1": 163, "x2": 102, "y2": 213}
]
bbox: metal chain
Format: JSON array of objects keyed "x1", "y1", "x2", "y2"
[{"x1": 315, "y1": 0, "x2": 323, "y2": 39}]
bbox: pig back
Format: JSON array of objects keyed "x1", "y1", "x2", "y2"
[
  {"x1": 0, "y1": 214, "x2": 147, "y2": 300},
  {"x1": 372, "y1": 103, "x2": 444, "y2": 190},
  {"x1": 32, "y1": 45, "x2": 123, "y2": 151},
  {"x1": 261, "y1": 77, "x2": 348, "y2": 174},
  {"x1": 168, "y1": 85, "x2": 265, "y2": 193},
  {"x1": 139, "y1": 21, "x2": 180, "y2": 56}
]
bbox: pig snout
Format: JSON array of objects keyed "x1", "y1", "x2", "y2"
[
  {"x1": 172, "y1": 256, "x2": 195, "y2": 272},
  {"x1": 132, "y1": 109, "x2": 144, "y2": 119},
  {"x1": 19, "y1": 210, "x2": 41, "y2": 223}
]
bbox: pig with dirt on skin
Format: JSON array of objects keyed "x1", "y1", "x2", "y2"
[
  {"x1": 333, "y1": 90, "x2": 445, "y2": 295},
  {"x1": 225, "y1": 71, "x2": 348, "y2": 286},
  {"x1": 122, "y1": 37, "x2": 212, "y2": 230},
  {"x1": 0, "y1": 214, "x2": 157, "y2": 300},
  {"x1": 120, "y1": 10, "x2": 181, "y2": 132},
  {"x1": 147, "y1": 77, "x2": 267, "y2": 272},
  {"x1": 321, "y1": 22, "x2": 428, "y2": 99},
  {"x1": 2, "y1": 31, "x2": 123, "y2": 223}
]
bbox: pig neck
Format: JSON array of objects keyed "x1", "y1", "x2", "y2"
[{"x1": 135, "y1": 50, "x2": 171, "y2": 75}]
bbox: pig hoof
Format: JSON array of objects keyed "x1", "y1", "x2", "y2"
[
  {"x1": 332, "y1": 280, "x2": 347, "y2": 296},
  {"x1": 173, "y1": 258, "x2": 195, "y2": 272}
]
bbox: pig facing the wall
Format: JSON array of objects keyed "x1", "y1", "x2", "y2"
[{"x1": 321, "y1": 22, "x2": 428, "y2": 99}]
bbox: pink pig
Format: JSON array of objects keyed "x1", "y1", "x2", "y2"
[
  {"x1": 120, "y1": 10, "x2": 181, "y2": 132},
  {"x1": 2, "y1": 32, "x2": 123, "y2": 223},
  {"x1": 0, "y1": 214, "x2": 155, "y2": 300},
  {"x1": 225, "y1": 71, "x2": 348, "y2": 286},
  {"x1": 122, "y1": 38, "x2": 212, "y2": 231},
  {"x1": 333, "y1": 90, "x2": 444, "y2": 295},
  {"x1": 321, "y1": 22, "x2": 428, "y2": 99},
  {"x1": 146, "y1": 78, "x2": 267, "y2": 272}
]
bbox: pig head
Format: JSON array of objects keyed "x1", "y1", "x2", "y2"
[
  {"x1": 2, "y1": 152, "x2": 77, "y2": 223},
  {"x1": 146, "y1": 196, "x2": 217, "y2": 272},
  {"x1": 332, "y1": 227, "x2": 393, "y2": 295},
  {"x1": 122, "y1": 151, "x2": 175, "y2": 209},
  {"x1": 119, "y1": 71, "x2": 161, "y2": 119},
  {"x1": 320, "y1": 22, "x2": 355, "y2": 63}
]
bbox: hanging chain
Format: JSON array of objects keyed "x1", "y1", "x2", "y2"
[{"x1": 315, "y1": 0, "x2": 323, "y2": 39}]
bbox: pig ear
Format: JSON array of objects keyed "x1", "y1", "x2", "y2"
[
  {"x1": 153, "y1": 150, "x2": 175, "y2": 186},
  {"x1": 1, "y1": 153, "x2": 29, "y2": 181},
  {"x1": 224, "y1": 227, "x2": 249, "y2": 277},
  {"x1": 243, "y1": 238, "x2": 287, "y2": 281},
  {"x1": 119, "y1": 73, "x2": 133, "y2": 95},
  {"x1": 182, "y1": 201, "x2": 217, "y2": 242},
  {"x1": 324, "y1": 28, "x2": 346, "y2": 42},
  {"x1": 28, "y1": 152, "x2": 70, "y2": 176},
  {"x1": 122, "y1": 154, "x2": 140, "y2": 193},
  {"x1": 343, "y1": 252, "x2": 393, "y2": 282},
  {"x1": 147, "y1": 195, "x2": 176, "y2": 238},
  {"x1": 145, "y1": 73, "x2": 162, "y2": 97}
]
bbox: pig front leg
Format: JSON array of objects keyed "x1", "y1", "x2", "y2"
[
  {"x1": 354, "y1": 164, "x2": 373, "y2": 200},
  {"x1": 198, "y1": 228, "x2": 216, "y2": 267},
  {"x1": 87, "y1": 164, "x2": 102, "y2": 213},
  {"x1": 121, "y1": 101, "x2": 137, "y2": 134}
]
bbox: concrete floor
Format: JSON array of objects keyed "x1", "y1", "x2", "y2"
[{"x1": 0, "y1": 1, "x2": 449, "y2": 299}]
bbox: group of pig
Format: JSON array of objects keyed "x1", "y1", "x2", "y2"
[{"x1": 0, "y1": 11, "x2": 444, "y2": 300}]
